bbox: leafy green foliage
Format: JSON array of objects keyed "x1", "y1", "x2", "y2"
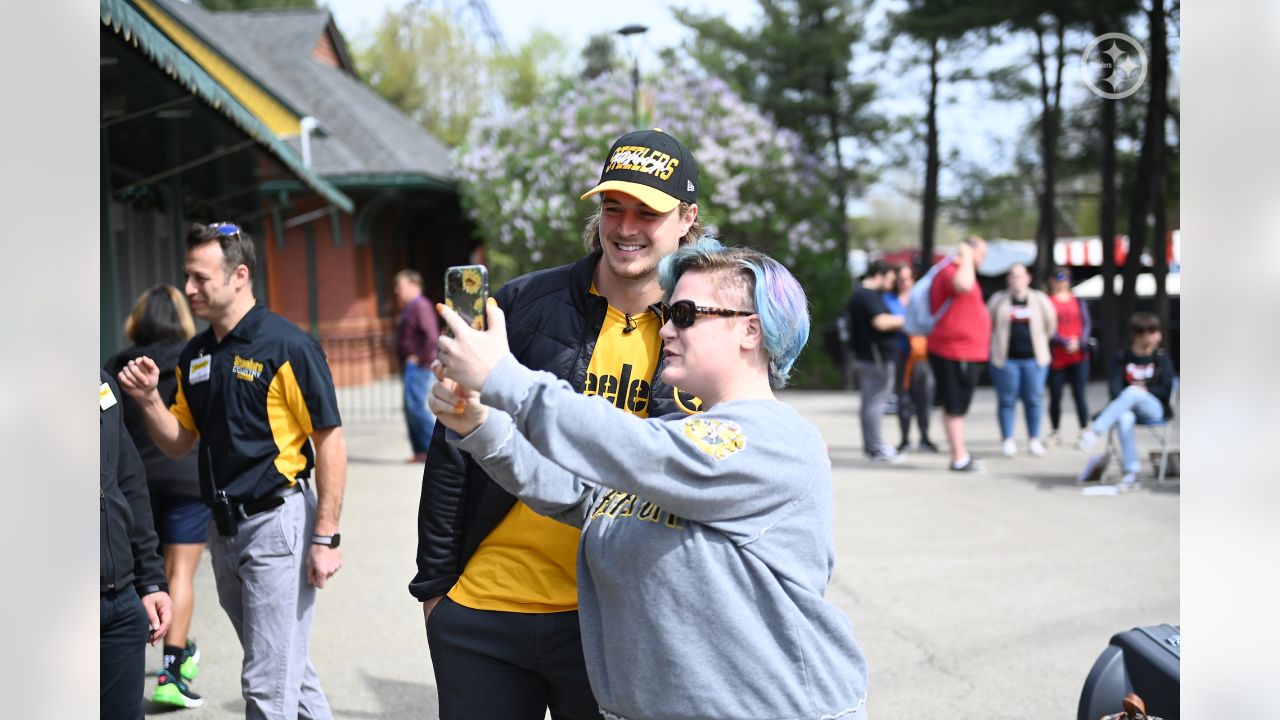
[{"x1": 355, "y1": 5, "x2": 490, "y2": 147}]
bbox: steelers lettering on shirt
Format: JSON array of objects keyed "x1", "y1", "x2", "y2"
[
  {"x1": 682, "y1": 417, "x2": 746, "y2": 460},
  {"x1": 1125, "y1": 362, "x2": 1155, "y2": 384},
  {"x1": 590, "y1": 490, "x2": 682, "y2": 529},
  {"x1": 584, "y1": 363, "x2": 651, "y2": 414},
  {"x1": 232, "y1": 354, "x2": 264, "y2": 382}
]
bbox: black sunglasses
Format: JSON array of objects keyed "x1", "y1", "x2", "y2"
[
  {"x1": 667, "y1": 299, "x2": 755, "y2": 329},
  {"x1": 209, "y1": 222, "x2": 242, "y2": 238}
]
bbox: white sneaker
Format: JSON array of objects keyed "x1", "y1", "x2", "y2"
[
  {"x1": 1001, "y1": 438, "x2": 1017, "y2": 457},
  {"x1": 1028, "y1": 438, "x2": 1046, "y2": 457},
  {"x1": 1076, "y1": 429, "x2": 1099, "y2": 452},
  {"x1": 1044, "y1": 431, "x2": 1061, "y2": 448},
  {"x1": 1117, "y1": 472, "x2": 1140, "y2": 491}
]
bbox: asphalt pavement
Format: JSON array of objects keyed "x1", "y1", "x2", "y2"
[{"x1": 144, "y1": 381, "x2": 1178, "y2": 719}]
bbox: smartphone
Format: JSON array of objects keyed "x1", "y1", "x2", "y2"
[{"x1": 443, "y1": 264, "x2": 490, "y2": 332}]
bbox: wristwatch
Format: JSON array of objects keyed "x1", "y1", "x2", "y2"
[{"x1": 311, "y1": 533, "x2": 341, "y2": 548}]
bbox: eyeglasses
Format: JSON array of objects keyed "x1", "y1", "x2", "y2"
[
  {"x1": 209, "y1": 222, "x2": 242, "y2": 238},
  {"x1": 667, "y1": 299, "x2": 755, "y2": 329},
  {"x1": 1053, "y1": 272, "x2": 1070, "y2": 282},
  {"x1": 1134, "y1": 327, "x2": 1161, "y2": 335}
]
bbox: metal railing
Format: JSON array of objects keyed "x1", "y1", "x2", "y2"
[{"x1": 321, "y1": 332, "x2": 404, "y2": 423}]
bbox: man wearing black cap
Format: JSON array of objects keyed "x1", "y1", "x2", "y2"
[{"x1": 410, "y1": 129, "x2": 703, "y2": 719}]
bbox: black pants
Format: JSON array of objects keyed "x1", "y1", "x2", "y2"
[
  {"x1": 896, "y1": 350, "x2": 935, "y2": 444},
  {"x1": 1047, "y1": 359, "x2": 1090, "y2": 431},
  {"x1": 427, "y1": 596, "x2": 602, "y2": 720},
  {"x1": 100, "y1": 585, "x2": 149, "y2": 720}
]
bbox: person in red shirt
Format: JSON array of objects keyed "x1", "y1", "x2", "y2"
[
  {"x1": 927, "y1": 235, "x2": 992, "y2": 472},
  {"x1": 1045, "y1": 266, "x2": 1092, "y2": 446}
]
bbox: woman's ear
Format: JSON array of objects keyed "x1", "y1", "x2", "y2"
[{"x1": 739, "y1": 315, "x2": 764, "y2": 352}]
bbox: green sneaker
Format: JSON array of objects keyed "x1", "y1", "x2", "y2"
[
  {"x1": 152, "y1": 670, "x2": 204, "y2": 708},
  {"x1": 179, "y1": 640, "x2": 200, "y2": 681}
]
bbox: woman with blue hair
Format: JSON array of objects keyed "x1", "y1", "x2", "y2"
[{"x1": 429, "y1": 239, "x2": 869, "y2": 720}]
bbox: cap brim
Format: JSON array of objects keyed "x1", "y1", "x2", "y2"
[{"x1": 580, "y1": 180, "x2": 680, "y2": 214}]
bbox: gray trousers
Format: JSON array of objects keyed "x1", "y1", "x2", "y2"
[
  {"x1": 210, "y1": 488, "x2": 331, "y2": 720},
  {"x1": 857, "y1": 359, "x2": 896, "y2": 455}
]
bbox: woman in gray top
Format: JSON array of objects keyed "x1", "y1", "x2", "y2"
[{"x1": 430, "y1": 239, "x2": 868, "y2": 720}]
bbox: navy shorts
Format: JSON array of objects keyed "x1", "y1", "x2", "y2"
[{"x1": 149, "y1": 493, "x2": 212, "y2": 545}]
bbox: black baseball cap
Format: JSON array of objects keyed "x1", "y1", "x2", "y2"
[{"x1": 580, "y1": 128, "x2": 699, "y2": 213}]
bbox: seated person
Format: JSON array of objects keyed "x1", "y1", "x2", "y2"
[
  {"x1": 1077, "y1": 311, "x2": 1175, "y2": 487},
  {"x1": 430, "y1": 239, "x2": 869, "y2": 720}
]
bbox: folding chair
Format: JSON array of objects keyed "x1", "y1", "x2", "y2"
[{"x1": 1105, "y1": 378, "x2": 1179, "y2": 486}]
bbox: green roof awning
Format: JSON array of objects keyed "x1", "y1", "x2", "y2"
[{"x1": 101, "y1": 0, "x2": 353, "y2": 214}]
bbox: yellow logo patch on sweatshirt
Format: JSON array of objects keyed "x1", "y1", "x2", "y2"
[{"x1": 683, "y1": 417, "x2": 746, "y2": 460}]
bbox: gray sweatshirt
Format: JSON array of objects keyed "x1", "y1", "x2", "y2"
[{"x1": 452, "y1": 354, "x2": 869, "y2": 720}]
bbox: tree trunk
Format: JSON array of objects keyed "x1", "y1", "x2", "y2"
[
  {"x1": 921, "y1": 37, "x2": 940, "y2": 268},
  {"x1": 1149, "y1": 0, "x2": 1170, "y2": 325},
  {"x1": 1123, "y1": 16, "x2": 1161, "y2": 322},
  {"x1": 1033, "y1": 23, "x2": 1057, "y2": 287},
  {"x1": 1095, "y1": 14, "x2": 1121, "y2": 365},
  {"x1": 816, "y1": 8, "x2": 849, "y2": 268}
]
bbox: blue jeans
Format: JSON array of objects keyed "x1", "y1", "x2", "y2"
[
  {"x1": 991, "y1": 358, "x2": 1049, "y2": 440},
  {"x1": 1092, "y1": 386, "x2": 1165, "y2": 473},
  {"x1": 404, "y1": 360, "x2": 437, "y2": 455}
]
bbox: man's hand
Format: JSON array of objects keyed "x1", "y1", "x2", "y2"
[
  {"x1": 428, "y1": 371, "x2": 488, "y2": 436},
  {"x1": 1066, "y1": 337, "x2": 1080, "y2": 354},
  {"x1": 307, "y1": 544, "x2": 343, "y2": 588},
  {"x1": 117, "y1": 356, "x2": 161, "y2": 402},
  {"x1": 422, "y1": 596, "x2": 443, "y2": 628},
  {"x1": 435, "y1": 299, "x2": 511, "y2": 393},
  {"x1": 141, "y1": 590, "x2": 173, "y2": 645}
]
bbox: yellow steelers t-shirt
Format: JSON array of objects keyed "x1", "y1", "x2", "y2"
[{"x1": 447, "y1": 291, "x2": 662, "y2": 612}]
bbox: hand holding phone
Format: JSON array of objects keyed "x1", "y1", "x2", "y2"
[{"x1": 443, "y1": 265, "x2": 489, "y2": 333}]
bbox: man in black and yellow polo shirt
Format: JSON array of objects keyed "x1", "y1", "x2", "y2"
[
  {"x1": 118, "y1": 223, "x2": 346, "y2": 720},
  {"x1": 410, "y1": 129, "x2": 705, "y2": 719}
]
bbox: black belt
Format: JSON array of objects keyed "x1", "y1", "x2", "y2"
[{"x1": 237, "y1": 481, "x2": 305, "y2": 519}]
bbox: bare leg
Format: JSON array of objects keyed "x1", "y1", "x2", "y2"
[{"x1": 163, "y1": 543, "x2": 206, "y2": 648}]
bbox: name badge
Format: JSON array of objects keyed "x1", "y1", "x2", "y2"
[
  {"x1": 189, "y1": 355, "x2": 212, "y2": 384},
  {"x1": 99, "y1": 382, "x2": 117, "y2": 411}
]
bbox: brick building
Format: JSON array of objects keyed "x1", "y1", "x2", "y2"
[{"x1": 102, "y1": 0, "x2": 476, "y2": 412}]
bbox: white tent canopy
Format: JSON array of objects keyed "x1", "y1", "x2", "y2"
[{"x1": 1073, "y1": 272, "x2": 1180, "y2": 298}]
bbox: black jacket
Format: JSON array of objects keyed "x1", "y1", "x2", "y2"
[
  {"x1": 409, "y1": 252, "x2": 693, "y2": 601},
  {"x1": 100, "y1": 371, "x2": 168, "y2": 596},
  {"x1": 104, "y1": 342, "x2": 201, "y2": 499},
  {"x1": 1107, "y1": 347, "x2": 1176, "y2": 420}
]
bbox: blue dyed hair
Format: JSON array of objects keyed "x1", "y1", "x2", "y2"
[{"x1": 658, "y1": 238, "x2": 811, "y2": 389}]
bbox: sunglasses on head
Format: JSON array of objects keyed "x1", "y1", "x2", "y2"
[
  {"x1": 209, "y1": 222, "x2": 242, "y2": 238},
  {"x1": 667, "y1": 299, "x2": 755, "y2": 329},
  {"x1": 1053, "y1": 272, "x2": 1070, "y2": 282}
]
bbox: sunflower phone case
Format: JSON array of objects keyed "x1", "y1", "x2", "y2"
[{"x1": 443, "y1": 264, "x2": 489, "y2": 332}]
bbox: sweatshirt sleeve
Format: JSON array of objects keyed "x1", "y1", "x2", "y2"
[
  {"x1": 1079, "y1": 297, "x2": 1092, "y2": 347},
  {"x1": 451, "y1": 411, "x2": 600, "y2": 528},
  {"x1": 479, "y1": 354, "x2": 811, "y2": 538}
]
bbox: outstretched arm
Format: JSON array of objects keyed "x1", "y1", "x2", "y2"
[{"x1": 116, "y1": 356, "x2": 196, "y2": 458}]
